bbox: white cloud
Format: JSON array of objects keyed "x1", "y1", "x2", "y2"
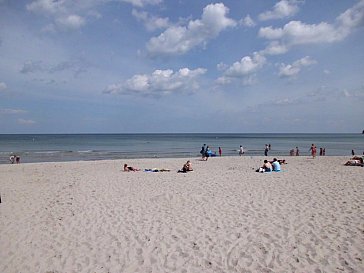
[
  {"x1": 278, "y1": 56, "x2": 317, "y2": 77},
  {"x1": 215, "y1": 76, "x2": 231, "y2": 85},
  {"x1": 0, "y1": 108, "x2": 27, "y2": 114},
  {"x1": 258, "y1": 0, "x2": 302, "y2": 21},
  {"x1": 103, "y1": 67, "x2": 206, "y2": 96},
  {"x1": 259, "y1": 0, "x2": 364, "y2": 54},
  {"x1": 240, "y1": 15, "x2": 256, "y2": 27},
  {"x1": 132, "y1": 9, "x2": 169, "y2": 31},
  {"x1": 122, "y1": 0, "x2": 162, "y2": 7},
  {"x1": 342, "y1": 87, "x2": 364, "y2": 100},
  {"x1": 17, "y1": 118, "x2": 36, "y2": 125},
  {"x1": 25, "y1": 0, "x2": 165, "y2": 33},
  {"x1": 261, "y1": 41, "x2": 288, "y2": 55},
  {"x1": 0, "y1": 81, "x2": 7, "y2": 92},
  {"x1": 20, "y1": 60, "x2": 86, "y2": 77},
  {"x1": 224, "y1": 52, "x2": 266, "y2": 78},
  {"x1": 26, "y1": 0, "x2": 65, "y2": 15},
  {"x1": 146, "y1": 3, "x2": 236, "y2": 56},
  {"x1": 56, "y1": 15, "x2": 86, "y2": 30}
]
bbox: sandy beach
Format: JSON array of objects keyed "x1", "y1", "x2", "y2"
[{"x1": 1, "y1": 156, "x2": 363, "y2": 273}]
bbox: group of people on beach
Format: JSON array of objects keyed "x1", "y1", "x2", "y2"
[
  {"x1": 9, "y1": 155, "x2": 20, "y2": 164},
  {"x1": 256, "y1": 158, "x2": 285, "y2": 173},
  {"x1": 124, "y1": 160, "x2": 193, "y2": 173}
]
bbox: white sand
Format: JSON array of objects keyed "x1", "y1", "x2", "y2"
[{"x1": 1, "y1": 156, "x2": 363, "y2": 273}]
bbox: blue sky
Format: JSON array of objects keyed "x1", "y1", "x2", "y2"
[{"x1": 0, "y1": 0, "x2": 363, "y2": 133}]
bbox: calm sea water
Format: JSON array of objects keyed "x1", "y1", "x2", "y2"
[{"x1": 0, "y1": 134, "x2": 363, "y2": 164}]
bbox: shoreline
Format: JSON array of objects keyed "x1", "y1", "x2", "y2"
[
  {"x1": 1, "y1": 154, "x2": 360, "y2": 166},
  {"x1": 1, "y1": 156, "x2": 363, "y2": 272}
]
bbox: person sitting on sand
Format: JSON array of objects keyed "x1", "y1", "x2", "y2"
[
  {"x1": 269, "y1": 159, "x2": 287, "y2": 165},
  {"x1": 271, "y1": 158, "x2": 281, "y2": 172},
  {"x1": 178, "y1": 160, "x2": 193, "y2": 173},
  {"x1": 344, "y1": 157, "x2": 364, "y2": 166},
  {"x1": 257, "y1": 160, "x2": 272, "y2": 172},
  {"x1": 123, "y1": 164, "x2": 140, "y2": 172}
]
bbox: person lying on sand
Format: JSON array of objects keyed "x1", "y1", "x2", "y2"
[
  {"x1": 123, "y1": 164, "x2": 140, "y2": 172},
  {"x1": 344, "y1": 157, "x2": 363, "y2": 166},
  {"x1": 144, "y1": 168, "x2": 170, "y2": 172},
  {"x1": 178, "y1": 160, "x2": 193, "y2": 173}
]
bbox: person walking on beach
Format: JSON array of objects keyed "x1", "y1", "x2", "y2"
[
  {"x1": 239, "y1": 145, "x2": 244, "y2": 156},
  {"x1": 309, "y1": 144, "x2": 317, "y2": 158},
  {"x1": 264, "y1": 144, "x2": 269, "y2": 156},
  {"x1": 218, "y1": 147, "x2": 222, "y2": 157},
  {"x1": 295, "y1": 147, "x2": 300, "y2": 156}
]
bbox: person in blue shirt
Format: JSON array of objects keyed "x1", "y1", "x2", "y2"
[{"x1": 272, "y1": 158, "x2": 281, "y2": 172}]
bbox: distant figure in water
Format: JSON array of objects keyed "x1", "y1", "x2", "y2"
[
  {"x1": 239, "y1": 145, "x2": 244, "y2": 156},
  {"x1": 264, "y1": 144, "x2": 269, "y2": 156},
  {"x1": 9, "y1": 155, "x2": 15, "y2": 164},
  {"x1": 352, "y1": 149, "x2": 355, "y2": 156},
  {"x1": 218, "y1": 147, "x2": 222, "y2": 157}
]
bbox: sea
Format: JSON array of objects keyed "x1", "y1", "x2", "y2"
[{"x1": 0, "y1": 133, "x2": 363, "y2": 164}]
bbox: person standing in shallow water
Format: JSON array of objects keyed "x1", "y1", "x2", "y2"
[
  {"x1": 264, "y1": 144, "x2": 269, "y2": 156},
  {"x1": 309, "y1": 144, "x2": 317, "y2": 158},
  {"x1": 200, "y1": 144, "x2": 206, "y2": 159},
  {"x1": 239, "y1": 145, "x2": 244, "y2": 156},
  {"x1": 218, "y1": 147, "x2": 222, "y2": 157}
]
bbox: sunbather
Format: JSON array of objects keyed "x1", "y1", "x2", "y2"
[{"x1": 123, "y1": 164, "x2": 140, "y2": 172}]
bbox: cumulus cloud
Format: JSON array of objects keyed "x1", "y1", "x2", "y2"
[
  {"x1": 56, "y1": 14, "x2": 86, "y2": 30},
  {"x1": 146, "y1": 3, "x2": 236, "y2": 56},
  {"x1": 0, "y1": 108, "x2": 27, "y2": 114},
  {"x1": 132, "y1": 9, "x2": 169, "y2": 31},
  {"x1": 224, "y1": 52, "x2": 266, "y2": 78},
  {"x1": 122, "y1": 0, "x2": 162, "y2": 7},
  {"x1": 258, "y1": 0, "x2": 302, "y2": 21},
  {"x1": 240, "y1": 15, "x2": 256, "y2": 27},
  {"x1": 0, "y1": 81, "x2": 7, "y2": 92},
  {"x1": 103, "y1": 67, "x2": 206, "y2": 96},
  {"x1": 26, "y1": 0, "x2": 163, "y2": 32},
  {"x1": 216, "y1": 53, "x2": 266, "y2": 85},
  {"x1": 20, "y1": 60, "x2": 86, "y2": 77},
  {"x1": 26, "y1": 0, "x2": 65, "y2": 15},
  {"x1": 17, "y1": 118, "x2": 36, "y2": 125},
  {"x1": 259, "y1": 0, "x2": 364, "y2": 54},
  {"x1": 342, "y1": 87, "x2": 364, "y2": 100},
  {"x1": 278, "y1": 56, "x2": 316, "y2": 77},
  {"x1": 20, "y1": 61, "x2": 44, "y2": 74}
]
